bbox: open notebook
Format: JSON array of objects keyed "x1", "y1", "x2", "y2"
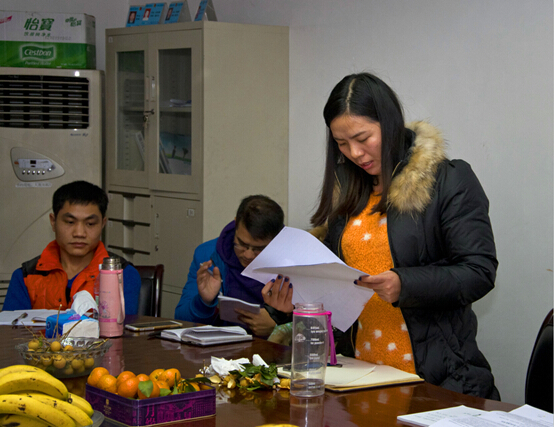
[
  {"x1": 278, "y1": 354, "x2": 423, "y2": 392},
  {"x1": 160, "y1": 325, "x2": 253, "y2": 346},
  {"x1": 218, "y1": 295, "x2": 260, "y2": 327}
]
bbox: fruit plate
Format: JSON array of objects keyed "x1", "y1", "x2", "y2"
[
  {"x1": 90, "y1": 410, "x2": 105, "y2": 427},
  {"x1": 86, "y1": 384, "x2": 216, "y2": 426},
  {"x1": 16, "y1": 337, "x2": 112, "y2": 378}
]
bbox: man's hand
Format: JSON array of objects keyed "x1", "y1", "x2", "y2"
[
  {"x1": 261, "y1": 275, "x2": 294, "y2": 313},
  {"x1": 236, "y1": 308, "x2": 276, "y2": 337},
  {"x1": 355, "y1": 270, "x2": 401, "y2": 303},
  {"x1": 197, "y1": 260, "x2": 222, "y2": 304}
]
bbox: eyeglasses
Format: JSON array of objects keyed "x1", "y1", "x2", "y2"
[{"x1": 233, "y1": 240, "x2": 267, "y2": 255}]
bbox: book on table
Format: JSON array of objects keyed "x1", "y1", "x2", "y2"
[
  {"x1": 160, "y1": 325, "x2": 252, "y2": 346},
  {"x1": 278, "y1": 354, "x2": 423, "y2": 392},
  {"x1": 217, "y1": 295, "x2": 260, "y2": 326}
]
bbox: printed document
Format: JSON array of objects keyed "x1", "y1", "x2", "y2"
[{"x1": 242, "y1": 226, "x2": 374, "y2": 331}]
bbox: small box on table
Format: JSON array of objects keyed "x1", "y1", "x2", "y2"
[{"x1": 86, "y1": 384, "x2": 216, "y2": 426}]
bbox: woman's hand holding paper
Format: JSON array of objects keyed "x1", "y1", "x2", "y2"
[{"x1": 354, "y1": 271, "x2": 401, "y2": 304}]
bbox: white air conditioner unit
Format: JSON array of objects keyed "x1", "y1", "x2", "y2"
[{"x1": 0, "y1": 67, "x2": 104, "y2": 307}]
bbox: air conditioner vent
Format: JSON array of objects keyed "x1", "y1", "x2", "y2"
[{"x1": 0, "y1": 74, "x2": 90, "y2": 129}]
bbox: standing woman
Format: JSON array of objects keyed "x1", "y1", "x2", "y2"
[{"x1": 311, "y1": 73, "x2": 500, "y2": 399}]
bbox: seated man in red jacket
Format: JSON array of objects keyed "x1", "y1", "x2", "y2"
[{"x1": 3, "y1": 180, "x2": 141, "y2": 314}]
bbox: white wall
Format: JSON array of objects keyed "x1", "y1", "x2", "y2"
[{"x1": 3, "y1": 0, "x2": 552, "y2": 406}]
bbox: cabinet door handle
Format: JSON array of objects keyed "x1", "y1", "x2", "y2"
[
  {"x1": 154, "y1": 213, "x2": 160, "y2": 239},
  {"x1": 144, "y1": 76, "x2": 150, "y2": 102},
  {"x1": 150, "y1": 76, "x2": 156, "y2": 102}
]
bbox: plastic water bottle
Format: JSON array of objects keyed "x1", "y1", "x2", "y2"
[
  {"x1": 98, "y1": 256, "x2": 125, "y2": 337},
  {"x1": 290, "y1": 303, "x2": 333, "y2": 397}
]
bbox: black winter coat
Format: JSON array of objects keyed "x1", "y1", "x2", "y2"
[{"x1": 326, "y1": 122, "x2": 500, "y2": 400}]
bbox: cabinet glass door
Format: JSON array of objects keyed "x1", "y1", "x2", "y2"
[
  {"x1": 117, "y1": 51, "x2": 145, "y2": 172},
  {"x1": 157, "y1": 48, "x2": 192, "y2": 176},
  {"x1": 149, "y1": 30, "x2": 202, "y2": 194},
  {"x1": 106, "y1": 33, "x2": 150, "y2": 189}
]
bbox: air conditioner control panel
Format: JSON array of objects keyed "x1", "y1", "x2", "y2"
[{"x1": 11, "y1": 147, "x2": 65, "y2": 181}]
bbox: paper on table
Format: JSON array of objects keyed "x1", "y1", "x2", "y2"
[
  {"x1": 242, "y1": 226, "x2": 373, "y2": 331},
  {"x1": 278, "y1": 355, "x2": 422, "y2": 391},
  {"x1": 0, "y1": 309, "x2": 68, "y2": 326},
  {"x1": 510, "y1": 405, "x2": 553, "y2": 426},
  {"x1": 429, "y1": 411, "x2": 548, "y2": 427},
  {"x1": 397, "y1": 406, "x2": 487, "y2": 427}
]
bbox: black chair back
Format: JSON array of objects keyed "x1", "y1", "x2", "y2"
[
  {"x1": 525, "y1": 309, "x2": 553, "y2": 413},
  {"x1": 135, "y1": 265, "x2": 164, "y2": 317}
]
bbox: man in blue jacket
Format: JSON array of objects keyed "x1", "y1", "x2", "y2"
[{"x1": 174, "y1": 195, "x2": 288, "y2": 337}]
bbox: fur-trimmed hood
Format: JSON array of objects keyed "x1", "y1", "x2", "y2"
[
  {"x1": 308, "y1": 121, "x2": 447, "y2": 241},
  {"x1": 388, "y1": 121, "x2": 447, "y2": 214}
]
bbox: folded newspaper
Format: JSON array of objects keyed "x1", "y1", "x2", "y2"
[{"x1": 160, "y1": 325, "x2": 252, "y2": 346}]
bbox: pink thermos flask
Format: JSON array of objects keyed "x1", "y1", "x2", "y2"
[{"x1": 98, "y1": 256, "x2": 125, "y2": 337}]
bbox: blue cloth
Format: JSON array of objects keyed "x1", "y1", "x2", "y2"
[
  {"x1": 3, "y1": 264, "x2": 141, "y2": 315},
  {"x1": 174, "y1": 221, "x2": 265, "y2": 323}
]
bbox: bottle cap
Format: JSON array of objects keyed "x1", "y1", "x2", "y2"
[{"x1": 101, "y1": 256, "x2": 122, "y2": 271}]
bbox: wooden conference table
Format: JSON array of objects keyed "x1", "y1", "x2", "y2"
[{"x1": 2, "y1": 316, "x2": 517, "y2": 426}]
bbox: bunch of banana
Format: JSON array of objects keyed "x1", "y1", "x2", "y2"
[{"x1": 0, "y1": 365, "x2": 94, "y2": 427}]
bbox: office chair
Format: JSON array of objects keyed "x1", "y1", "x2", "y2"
[
  {"x1": 134, "y1": 264, "x2": 164, "y2": 317},
  {"x1": 525, "y1": 308, "x2": 553, "y2": 413}
]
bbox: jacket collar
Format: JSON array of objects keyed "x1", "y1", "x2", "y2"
[
  {"x1": 37, "y1": 240, "x2": 108, "y2": 279},
  {"x1": 388, "y1": 121, "x2": 447, "y2": 214}
]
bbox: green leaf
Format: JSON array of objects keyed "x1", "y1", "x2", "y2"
[
  {"x1": 184, "y1": 383, "x2": 196, "y2": 393},
  {"x1": 160, "y1": 388, "x2": 172, "y2": 397},
  {"x1": 138, "y1": 380, "x2": 153, "y2": 397}
]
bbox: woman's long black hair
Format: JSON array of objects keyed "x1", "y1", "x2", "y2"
[{"x1": 311, "y1": 73, "x2": 408, "y2": 226}]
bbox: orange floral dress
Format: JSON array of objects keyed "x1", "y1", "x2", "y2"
[{"x1": 341, "y1": 193, "x2": 416, "y2": 374}]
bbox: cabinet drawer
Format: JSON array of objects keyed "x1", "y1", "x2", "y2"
[
  {"x1": 107, "y1": 220, "x2": 124, "y2": 247},
  {"x1": 108, "y1": 192, "x2": 124, "y2": 219},
  {"x1": 133, "y1": 196, "x2": 151, "y2": 223},
  {"x1": 134, "y1": 224, "x2": 151, "y2": 252}
]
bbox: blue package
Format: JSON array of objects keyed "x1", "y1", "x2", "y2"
[{"x1": 45, "y1": 310, "x2": 89, "y2": 339}]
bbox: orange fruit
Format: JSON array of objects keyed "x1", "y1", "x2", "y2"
[
  {"x1": 156, "y1": 380, "x2": 170, "y2": 391},
  {"x1": 149, "y1": 368, "x2": 165, "y2": 382},
  {"x1": 97, "y1": 374, "x2": 117, "y2": 394},
  {"x1": 189, "y1": 381, "x2": 200, "y2": 392},
  {"x1": 136, "y1": 373, "x2": 150, "y2": 382},
  {"x1": 117, "y1": 376, "x2": 140, "y2": 399},
  {"x1": 87, "y1": 367, "x2": 109, "y2": 387},
  {"x1": 137, "y1": 380, "x2": 160, "y2": 399},
  {"x1": 116, "y1": 371, "x2": 136, "y2": 387},
  {"x1": 161, "y1": 368, "x2": 181, "y2": 388}
]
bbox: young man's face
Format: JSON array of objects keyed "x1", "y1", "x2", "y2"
[
  {"x1": 50, "y1": 201, "x2": 106, "y2": 261},
  {"x1": 233, "y1": 222, "x2": 272, "y2": 268}
]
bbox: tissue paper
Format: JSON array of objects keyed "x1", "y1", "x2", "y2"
[
  {"x1": 72, "y1": 290, "x2": 98, "y2": 316},
  {"x1": 45, "y1": 310, "x2": 99, "y2": 339}
]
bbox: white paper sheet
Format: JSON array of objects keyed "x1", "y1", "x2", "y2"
[
  {"x1": 0, "y1": 309, "x2": 69, "y2": 326},
  {"x1": 397, "y1": 406, "x2": 487, "y2": 427},
  {"x1": 242, "y1": 226, "x2": 374, "y2": 331},
  {"x1": 429, "y1": 411, "x2": 549, "y2": 427}
]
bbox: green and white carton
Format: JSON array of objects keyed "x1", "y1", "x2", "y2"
[{"x1": 0, "y1": 11, "x2": 96, "y2": 69}]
